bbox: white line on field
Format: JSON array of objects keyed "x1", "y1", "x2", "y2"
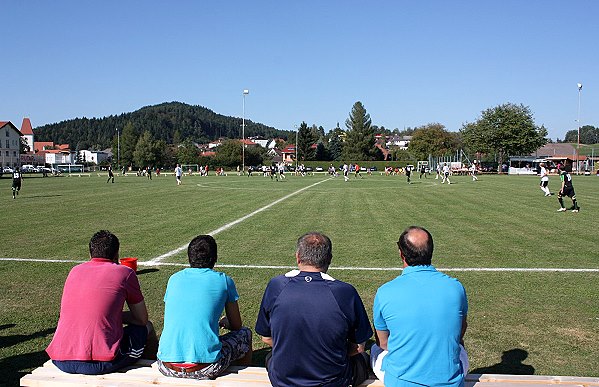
[
  {"x1": 1, "y1": 258, "x2": 598, "y2": 272},
  {"x1": 146, "y1": 178, "x2": 333, "y2": 265}
]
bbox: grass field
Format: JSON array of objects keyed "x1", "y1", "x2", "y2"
[{"x1": 1, "y1": 171, "x2": 598, "y2": 386}]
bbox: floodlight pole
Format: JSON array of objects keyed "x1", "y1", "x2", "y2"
[
  {"x1": 295, "y1": 125, "x2": 298, "y2": 174},
  {"x1": 242, "y1": 89, "x2": 249, "y2": 174},
  {"x1": 117, "y1": 128, "x2": 121, "y2": 170},
  {"x1": 576, "y1": 83, "x2": 582, "y2": 175}
]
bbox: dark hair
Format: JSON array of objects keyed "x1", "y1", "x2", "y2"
[
  {"x1": 188, "y1": 235, "x2": 217, "y2": 268},
  {"x1": 397, "y1": 226, "x2": 433, "y2": 266},
  {"x1": 89, "y1": 230, "x2": 120, "y2": 261},
  {"x1": 296, "y1": 232, "x2": 332, "y2": 271}
]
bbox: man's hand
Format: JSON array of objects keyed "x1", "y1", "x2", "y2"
[{"x1": 219, "y1": 316, "x2": 230, "y2": 330}]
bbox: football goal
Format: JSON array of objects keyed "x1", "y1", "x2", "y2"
[
  {"x1": 182, "y1": 164, "x2": 200, "y2": 174},
  {"x1": 57, "y1": 164, "x2": 84, "y2": 173}
]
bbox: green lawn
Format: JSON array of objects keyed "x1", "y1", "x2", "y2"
[{"x1": 1, "y1": 172, "x2": 597, "y2": 385}]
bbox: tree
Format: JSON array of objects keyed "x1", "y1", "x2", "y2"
[
  {"x1": 409, "y1": 123, "x2": 459, "y2": 160},
  {"x1": 133, "y1": 131, "x2": 160, "y2": 167},
  {"x1": 297, "y1": 121, "x2": 317, "y2": 161},
  {"x1": 315, "y1": 142, "x2": 328, "y2": 161},
  {"x1": 212, "y1": 140, "x2": 241, "y2": 167},
  {"x1": 461, "y1": 103, "x2": 547, "y2": 173},
  {"x1": 343, "y1": 101, "x2": 378, "y2": 160},
  {"x1": 177, "y1": 139, "x2": 199, "y2": 165},
  {"x1": 328, "y1": 134, "x2": 343, "y2": 161},
  {"x1": 120, "y1": 121, "x2": 138, "y2": 168},
  {"x1": 564, "y1": 125, "x2": 599, "y2": 144}
]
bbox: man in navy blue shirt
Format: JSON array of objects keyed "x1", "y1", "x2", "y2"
[{"x1": 255, "y1": 232, "x2": 372, "y2": 387}]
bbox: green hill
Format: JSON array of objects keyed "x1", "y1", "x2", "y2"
[{"x1": 33, "y1": 102, "x2": 292, "y2": 150}]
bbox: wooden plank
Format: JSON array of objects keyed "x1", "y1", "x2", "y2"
[{"x1": 469, "y1": 374, "x2": 599, "y2": 386}]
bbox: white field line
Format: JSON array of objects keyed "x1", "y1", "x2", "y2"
[
  {"x1": 146, "y1": 178, "x2": 333, "y2": 265},
  {"x1": 0, "y1": 258, "x2": 598, "y2": 272}
]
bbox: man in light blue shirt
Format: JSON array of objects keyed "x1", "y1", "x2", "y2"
[
  {"x1": 157, "y1": 235, "x2": 252, "y2": 380},
  {"x1": 371, "y1": 226, "x2": 468, "y2": 387}
]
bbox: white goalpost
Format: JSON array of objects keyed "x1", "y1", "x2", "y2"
[
  {"x1": 182, "y1": 164, "x2": 200, "y2": 175},
  {"x1": 57, "y1": 164, "x2": 84, "y2": 173}
]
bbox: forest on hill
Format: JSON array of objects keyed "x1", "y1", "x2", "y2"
[{"x1": 33, "y1": 102, "x2": 293, "y2": 150}]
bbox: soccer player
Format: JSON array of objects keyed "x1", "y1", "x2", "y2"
[
  {"x1": 469, "y1": 163, "x2": 478, "y2": 181},
  {"x1": 539, "y1": 163, "x2": 550, "y2": 196},
  {"x1": 556, "y1": 164, "x2": 579, "y2": 212},
  {"x1": 175, "y1": 164, "x2": 182, "y2": 185},
  {"x1": 405, "y1": 165, "x2": 412, "y2": 184},
  {"x1": 12, "y1": 167, "x2": 22, "y2": 199},
  {"x1": 435, "y1": 164, "x2": 441, "y2": 180},
  {"x1": 442, "y1": 164, "x2": 451, "y2": 184},
  {"x1": 343, "y1": 163, "x2": 349, "y2": 182},
  {"x1": 419, "y1": 165, "x2": 427, "y2": 179},
  {"x1": 106, "y1": 165, "x2": 115, "y2": 183},
  {"x1": 354, "y1": 164, "x2": 363, "y2": 179},
  {"x1": 277, "y1": 163, "x2": 286, "y2": 180}
]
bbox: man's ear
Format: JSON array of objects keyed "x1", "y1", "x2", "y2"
[{"x1": 295, "y1": 251, "x2": 301, "y2": 266}]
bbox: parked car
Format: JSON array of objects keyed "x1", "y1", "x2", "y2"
[
  {"x1": 369, "y1": 166, "x2": 378, "y2": 171},
  {"x1": 315, "y1": 166, "x2": 324, "y2": 172},
  {"x1": 2, "y1": 167, "x2": 14, "y2": 173},
  {"x1": 21, "y1": 165, "x2": 39, "y2": 173}
]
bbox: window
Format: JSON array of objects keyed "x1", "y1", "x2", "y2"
[
  {"x1": 5, "y1": 151, "x2": 8, "y2": 156},
  {"x1": 5, "y1": 130, "x2": 9, "y2": 137},
  {"x1": 6, "y1": 140, "x2": 9, "y2": 148},
  {"x1": 14, "y1": 151, "x2": 17, "y2": 157}
]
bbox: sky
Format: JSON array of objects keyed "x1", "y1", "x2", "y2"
[{"x1": 2, "y1": 1, "x2": 598, "y2": 141}]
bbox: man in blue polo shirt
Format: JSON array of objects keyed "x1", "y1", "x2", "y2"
[
  {"x1": 371, "y1": 226, "x2": 468, "y2": 387},
  {"x1": 256, "y1": 232, "x2": 373, "y2": 387}
]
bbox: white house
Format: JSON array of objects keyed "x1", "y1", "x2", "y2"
[
  {"x1": 45, "y1": 150, "x2": 74, "y2": 165},
  {"x1": 0, "y1": 121, "x2": 23, "y2": 168},
  {"x1": 78, "y1": 150, "x2": 109, "y2": 164}
]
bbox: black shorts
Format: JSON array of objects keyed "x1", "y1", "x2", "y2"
[
  {"x1": 540, "y1": 180, "x2": 548, "y2": 188},
  {"x1": 12, "y1": 181, "x2": 21, "y2": 190},
  {"x1": 560, "y1": 186, "x2": 575, "y2": 198}
]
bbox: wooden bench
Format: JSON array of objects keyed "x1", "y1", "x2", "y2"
[{"x1": 20, "y1": 360, "x2": 599, "y2": 387}]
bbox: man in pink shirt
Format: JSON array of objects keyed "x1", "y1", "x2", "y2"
[{"x1": 46, "y1": 230, "x2": 153, "y2": 374}]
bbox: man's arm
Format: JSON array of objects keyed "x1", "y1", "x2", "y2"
[
  {"x1": 375, "y1": 330, "x2": 390, "y2": 351},
  {"x1": 347, "y1": 342, "x2": 366, "y2": 356},
  {"x1": 460, "y1": 316, "x2": 468, "y2": 343},
  {"x1": 123, "y1": 300, "x2": 149, "y2": 326},
  {"x1": 221, "y1": 300, "x2": 243, "y2": 331},
  {"x1": 260, "y1": 336, "x2": 273, "y2": 347}
]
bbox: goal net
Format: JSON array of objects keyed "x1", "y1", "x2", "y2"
[
  {"x1": 182, "y1": 164, "x2": 200, "y2": 173},
  {"x1": 57, "y1": 164, "x2": 84, "y2": 173}
]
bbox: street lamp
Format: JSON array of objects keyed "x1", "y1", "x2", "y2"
[
  {"x1": 116, "y1": 127, "x2": 120, "y2": 170},
  {"x1": 294, "y1": 125, "x2": 298, "y2": 174},
  {"x1": 576, "y1": 83, "x2": 582, "y2": 174},
  {"x1": 242, "y1": 89, "x2": 249, "y2": 174}
]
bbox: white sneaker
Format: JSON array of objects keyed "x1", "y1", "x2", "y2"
[{"x1": 557, "y1": 208, "x2": 567, "y2": 212}]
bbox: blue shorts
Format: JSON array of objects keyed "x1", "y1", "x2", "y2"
[{"x1": 53, "y1": 324, "x2": 148, "y2": 375}]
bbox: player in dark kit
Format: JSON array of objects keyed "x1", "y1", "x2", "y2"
[
  {"x1": 405, "y1": 166, "x2": 412, "y2": 184},
  {"x1": 106, "y1": 166, "x2": 114, "y2": 183},
  {"x1": 12, "y1": 167, "x2": 22, "y2": 199},
  {"x1": 556, "y1": 164, "x2": 579, "y2": 213}
]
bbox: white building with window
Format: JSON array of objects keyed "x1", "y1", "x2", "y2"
[
  {"x1": 0, "y1": 121, "x2": 23, "y2": 168},
  {"x1": 78, "y1": 150, "x2": 109, "y2": 164}
]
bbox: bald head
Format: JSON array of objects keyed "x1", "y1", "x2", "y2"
[{"x1": 397, "y1": 226, "x2": 434, "y2": 266}]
